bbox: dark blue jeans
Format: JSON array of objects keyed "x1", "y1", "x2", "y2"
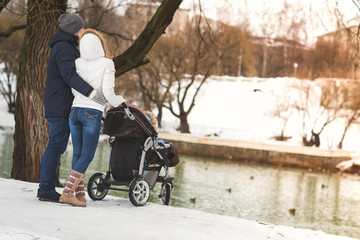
[
  {"x1": 69, "y1": 107, "x2": 102, "y2": 173},
  {"x1": 38, "y1": 117, "x2": 70, "y2": 195}
]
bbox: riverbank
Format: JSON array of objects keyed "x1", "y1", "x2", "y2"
[
  {"x1": 158, "y1": 132, "x2": 355, "y2": 171},
  {"x1": 0, "y1": 177, "x2": 357, "y2": 240}
]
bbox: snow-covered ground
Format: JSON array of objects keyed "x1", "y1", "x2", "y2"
[
  {"x1": 161, "y1": 76, "x2": 360, "y2": 153},
  {"x1": 1, "y1": 76, "x2": 360, "y2": 152},
  {"x1": 1, "y1": 76, "x2": 359, "y2": 239},
  {"x1": 0, "y1": 178, "x2": 356, "y2": 240}
]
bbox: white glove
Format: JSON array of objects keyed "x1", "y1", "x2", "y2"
[{"x1": 117, "y1": 95, "x2": 126, "y2": 105}]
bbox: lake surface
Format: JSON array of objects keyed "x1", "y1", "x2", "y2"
[{"x1": 1, "y1": 132, "x2": 360, "y2": 238}]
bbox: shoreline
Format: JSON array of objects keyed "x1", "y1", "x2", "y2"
[
  {"x1": 158, "y1": 132, "x2": 354, "y2": 172},
  {"x1": 2, "y1": 129, "x2": 357, "y2": 174}
]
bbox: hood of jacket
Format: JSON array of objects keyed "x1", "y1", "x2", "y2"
[
  {"x1": 49, "y1": 30, "x2": 79, "y2": 49},
  {"x1": 79, "y1": 29, "x2": 109, "y2": 61}
]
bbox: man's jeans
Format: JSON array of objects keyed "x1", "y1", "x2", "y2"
[
  {"x1": 69, "y1": 107, "x2": 102, "y2": 173},
  {"x1": 38, "y1": 117, "x2": 70, "y2": 195}
]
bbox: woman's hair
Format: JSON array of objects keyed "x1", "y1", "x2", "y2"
[{"x1": 79, "y1": 28, "x2": 112, "y2": 59}]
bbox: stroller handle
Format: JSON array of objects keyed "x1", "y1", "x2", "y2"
[{"x1": 122, "y1": 102, "x2": 135, "y2": 120}]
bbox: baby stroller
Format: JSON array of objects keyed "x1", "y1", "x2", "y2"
[{"x1": 87, "y1": 103, "x2": 179, "y2": 206}]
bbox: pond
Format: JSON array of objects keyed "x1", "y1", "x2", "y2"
[{"x1": 1, "y1": 132, "x2": 360, "y2": 239}]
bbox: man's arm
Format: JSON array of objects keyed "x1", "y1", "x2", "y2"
[{"x1": 56, "y1": 45, "x2": 93, "y2": 96}]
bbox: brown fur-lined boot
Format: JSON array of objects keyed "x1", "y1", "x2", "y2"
[
  {"x1": 75, "y1": 175, "x2": 86, "y2": 204},
  {"x1": 60, "y1": 170, "x2": 86, "y2": 207}
]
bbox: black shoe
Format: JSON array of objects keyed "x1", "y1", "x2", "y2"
[{"x1": 37, "y1": 191, "x2": 61, "y2": 202}]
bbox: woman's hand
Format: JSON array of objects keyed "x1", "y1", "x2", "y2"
[{"x1": 117, "y1": 95, "x2": 125, "y2": 106}]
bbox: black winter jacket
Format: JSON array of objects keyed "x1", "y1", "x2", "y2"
[{"x1": 43, "y1": 30, "x2": 93, "y2": 117}]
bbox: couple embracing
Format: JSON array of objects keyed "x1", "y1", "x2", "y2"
[{"x1": 37, "y1": 14, "x2": 125, "y2": 207}]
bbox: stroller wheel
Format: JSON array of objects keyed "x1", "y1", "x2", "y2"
[
  {"x1": 87, "y1": 173, "x2": 109, "y2": 201},
  {"x1": 159, "y1": 182, "x2": 172, "y2": 206},
  {"x1": 129, "y1": 177, "x2": 150, "y2": 206}
]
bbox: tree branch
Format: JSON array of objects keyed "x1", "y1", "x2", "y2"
[
  {"x1": 0, "y1": 0, "x2": 11, "y2": 13},
  {"x1": 124, "y1": 58, "x2": 151, "y2": 74},
  {"x1": 113, "y1": 0, "x2": 182, "y2": 77},
  {"x1": 99, "y1": 29, "x2": 134, "y2": 41},
  {"x1": 0, "y1": 24, "x2": 27, "y2": 38}
]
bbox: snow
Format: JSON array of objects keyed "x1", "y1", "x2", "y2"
[
  {"x1": 161, "y1": 76, "x2": 360, "y2": 153},
  {"x1": 0, "y1": 102, "x2": 14, "y2": 132},
  {"x1": 0, "y1": 76, "x2": 359, "y2": 239},
  {"x1": 0, "y1": 178, "x2": 356, "y2": 240},
  {"x1": 2, "y1": 76, "x2": 359, "y2": 152}
]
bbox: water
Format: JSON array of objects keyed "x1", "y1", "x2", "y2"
[{"x1": 1, "y1": 132, "x2": 360, "y2": 238}]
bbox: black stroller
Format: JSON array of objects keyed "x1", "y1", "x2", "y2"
[{"x1": 87, "y1": 103, "x2": 179, "y2": 206}]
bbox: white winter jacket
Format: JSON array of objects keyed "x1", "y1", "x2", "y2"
[{"x1": 72, "y1": 32, "x2": 120, "y2": 112}]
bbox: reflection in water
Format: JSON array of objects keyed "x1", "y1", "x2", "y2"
[
  {"x1": 0, "y1": 133, "x2": 13, "y2": 178},
  {"x1": 1, "y1": 133, "x2": 360, "y2": 238}
]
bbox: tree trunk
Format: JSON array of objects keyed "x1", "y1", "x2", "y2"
[
  {"x1": 11, "y1": 0, "x2": 66, "y2": 182},
  {"x1": 338, "y1": 116, "x2": 356, "y2": 149},
  {"x1": 157, "y1": 105, "x2": 163, "y2": 128},
  {"x1": 179, "y1": 113, "x2": 190, "y2": 133},
  {"x1": 262, "y1": 44, "x2": 267, "y2": 77}
]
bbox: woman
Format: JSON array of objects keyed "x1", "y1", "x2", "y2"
[{"x1": 60, "y1": 29, "x2": 125, "y2": 207}]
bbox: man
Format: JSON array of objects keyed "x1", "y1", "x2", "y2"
[{"x1": 37, "y1": 14, "x2": 106, "y2": 202}]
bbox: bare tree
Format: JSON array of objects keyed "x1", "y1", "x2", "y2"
[
  {"x1": 332, "y1": 1, "x2": 360, "y2": 148},
  {"x1": 258, "y1": 7, "x2": 277, "y2": 77},
  {"x1": 292, "y1": 79, "x2": 342, "y2": 147},
  {"x1": 0, "y1": 1, "x2": 26, "y2": 113},
  {"x1": 267, "y1": 93, "x2": 293, "y2": 141},
  {"x1": 212, "y1": 22, "x2": 256, "y2": 77},
  {"x1": 132, "y1": 13, "x2": 257, "y2": 133},
  {"x1": 248, "y1": 1, "x2": 309, "y2": 77},
  {"x1": 305, "y1": 38, "x2": 352, "y2": 79},
  {"x1": 331, "y1": 1, "x2": 360, "y2": 79},
  {"x1": 0, "y1": 62, "x2": 17, "y2": 113},
  {"x1": 147, "y1": 17, "x2": 218, "y2": 133},
  {"x1": 336, "y1": 80, "x2": 360, "y2": 149},
  {"x1": 133, "y1": 60, "x2": 174, "y2": 127},
  {"x1": 338, "y1": 108, "x2": 360, "y2": 149}
]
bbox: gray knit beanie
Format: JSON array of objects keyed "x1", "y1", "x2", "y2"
[{"x1": 58, "y1": 14, "x2": 84, "y2": 34}]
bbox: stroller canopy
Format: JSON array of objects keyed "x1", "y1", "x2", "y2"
[{"x1": 103, "y1": 103, "x2": 158, "y2": 143}]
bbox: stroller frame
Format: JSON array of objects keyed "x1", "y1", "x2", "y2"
[{"x1": 87, "y1": 103, "x2": 175, "y2": 206}]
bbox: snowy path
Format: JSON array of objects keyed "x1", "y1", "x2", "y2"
[{"x1": 0, "y1": 178, "x2": 356, "y2": 240}]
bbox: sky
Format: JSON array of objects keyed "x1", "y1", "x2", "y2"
[
  {"x1": 71, "y1": 0, "x2": 360, "y2": 46},
  {"x1": 180, "y1": 0, "x2": 360, "y2": 45}
]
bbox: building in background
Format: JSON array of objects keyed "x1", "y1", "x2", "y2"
[{"x1": 316, "y1": 16, "x2": 360, "y2": 79}]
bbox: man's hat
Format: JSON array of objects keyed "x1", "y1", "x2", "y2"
[{"x1": 58, "y1": 14, "x2": 84, "y2": 34}]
